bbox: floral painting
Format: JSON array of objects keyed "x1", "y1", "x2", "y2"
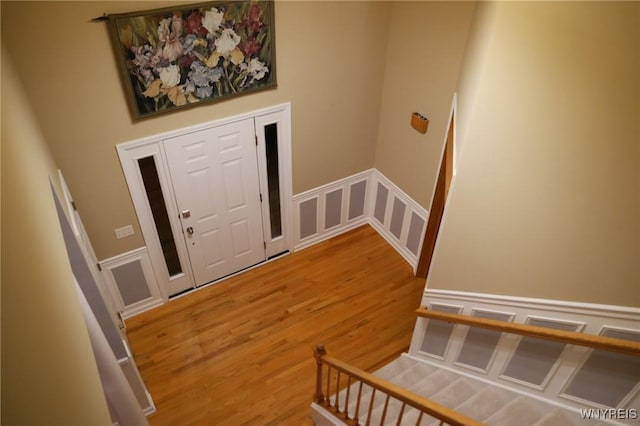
[{"x1": 108, "y1": 1, "x2": 276, "y2": 119}]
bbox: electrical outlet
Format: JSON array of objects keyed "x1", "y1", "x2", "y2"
[{"x1": 115, "y1": 225, "x2": 134, "y2": 239}]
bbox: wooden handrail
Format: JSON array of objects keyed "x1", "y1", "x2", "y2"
[
  {"x1": 416, "y1": 307, "x2": 640, "y2": 356},
  {"x1": 314, "y1": 345, "x2": 483, "y2": 426}
]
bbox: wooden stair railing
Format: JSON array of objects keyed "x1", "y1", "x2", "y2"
[
  {"x1": 313, "y1": 309, "x2": 638, "y2": 425},
  {"x1": 313, "y1": 345, "x2": 484, "y2": 426},
  {"x1": 415, "y1": 307, "x2": 640, "y2": 356}
]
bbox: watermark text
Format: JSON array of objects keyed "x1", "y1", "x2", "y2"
[{"x1": 580, "y1": 408, "x2": 638, "y2": 421}]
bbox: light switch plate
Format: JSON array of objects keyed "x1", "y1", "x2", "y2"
[{"x1": 115, "y1": 225, "x2": 134, "y2": 239}]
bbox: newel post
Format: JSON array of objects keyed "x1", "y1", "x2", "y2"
[{"x1": 314, "y1": 344, "x2": 327, "y2": 404}]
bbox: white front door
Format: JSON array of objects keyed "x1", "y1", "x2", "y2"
[{"x1": 164, "y1": 119, "x2": 265, "y2": 287}]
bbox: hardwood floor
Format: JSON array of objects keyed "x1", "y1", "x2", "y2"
[{"x1": 126, "y1": 225, "x2": 426, "y2": 426}]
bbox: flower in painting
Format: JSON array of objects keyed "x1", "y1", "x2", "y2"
[
  {"x1": 247, "y1": 4, "x2": 265, "y2": 33},
  {"x1": 132, "y1": 44, "x2": 159, "y2": 68},
  {"x1": 238, "y1": 57, "x2": 268, "y2": 88},
  {"x1": 195, "y1": 85, "x2": 213, "y2": 99},
  {"x1": 229, "y1": 48, "x2": 245, "y2": 66},
  {"x1": 188, "y1": 61, "x2": 220, "y2": 86},
  {"x1": 158, "y1": 15, "x2": 184, "y2": 61},
  {"x1": 239, "y1": 4, "x2": 265, "y2": 34},
  {"x1": 187, "y1": 61, "x2": 223, "y2": 99},
  {"x1": 239, "y1": 38, "x2": 261, "y2": 58},
  {"x1": 215, "y1": 28, "x2": 241, "y2": 56},
  {"x1": 182, "y1": 34, "x2": 196, "y2": 50},
  {"x1": 131, "y1": 44, "x2": 162, "y2": 84},
  {"x1": 159, "y1": 65, "x2": 181, "y2": 87},
  {"x1": 184, "y1": 11, "x2": 207, "y2": 35},
  {"x1": 202, "y1": 7, "x2": 224, "y2": 33},
  {"x1": 246, "y1": 58, "x2": 268, "y2": 81}
]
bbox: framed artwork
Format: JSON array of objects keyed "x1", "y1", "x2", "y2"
[{"x1": 107, "y1": 1, "x2": 276, "y2": 119}]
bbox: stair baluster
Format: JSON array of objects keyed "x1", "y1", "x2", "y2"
[
  {"x1": 395, "y1": 402, "x2": 406, "y2": 426},
  {"x1": 335, "y1": 371, "x2": 342, "y2": 414},
  {"x1": 313, "y1": 344, "x2": 484, "y2": 426},
  {"x1": 379, "y1": 394, "x2": 391, "y2": 424},
  {"x1": 365, "y1": 388, "x2": 376, "y2": 426},
  {"x1": 344, "y1": 376, "x2": 352, "y2": 422},
  {"x1": 353, "y1": 381, "x2": 364, "y2": 426}
]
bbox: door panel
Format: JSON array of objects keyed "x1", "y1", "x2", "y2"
[{"x1": 164, "y1": 119, "x2": 265, "y2": 287}]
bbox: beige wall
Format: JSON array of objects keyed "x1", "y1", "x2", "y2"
[
  {"x1": 1, "y1": 1, "x2": 390, "y2": 259},
  {"x1": 427, "y1": 2, "x2": 640, "y2": 306},
  {"x1": 6, "y1": 1, "x2": 636, "y2": 307},
  {"x1": 375, "y1": 1, "x2": 475, "y2": 208},
  {"x1": 2, "y1": 50, "x2": 112, "y2": 425}
]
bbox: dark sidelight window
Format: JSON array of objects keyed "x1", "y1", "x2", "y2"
[
  {"x1": 138, "y1": 156, "x2": 182, "y2": 277},
  {"x1": 264, "y1": 123, "x2": 282, "y2": 238}
]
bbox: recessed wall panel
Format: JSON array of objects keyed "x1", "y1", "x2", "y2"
[
  {"x1": 406, "y1": 212, "x2": 425, "y2": 255},
  {"x1": 299, "y1": 198, "x2": 318, "y2": 239},
  {"x1": 563, "y1": 328, "x2": 640, "y2": 406},
  {"x1": 348, "y1": 180, "x2": 367, "y2": 220},
  {"x1": 502, "y1": 318, "x2": 579, "y2": 387},
  {"x1": 112, "y1": 261, "x2": 152, "y2": 306},
  {"x1": 373, "y1": 183, "x2": 389, "y2": 224},
  {"x1": 420, "y1": 304, "x2": 463, "y2": 358},
  {"x1": 456, "y1": 311, "x2": 512, "y2": 371},
  {"x1": 390, "y1": 197, "x2": 406, "y2": 240},
  {"x1": 325, "y1": 189, "x2": 343, "y2": 230}
]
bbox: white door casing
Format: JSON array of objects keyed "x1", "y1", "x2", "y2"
[
  {"x1": 164, "y1": 119, "x2": 266, "y2": 287},
  {"x1": 57, "y1": 170, "x2": 127, "y2": 332},
  {"x1": 117, "y1": 103, "x2": 293, "y2": 300}
]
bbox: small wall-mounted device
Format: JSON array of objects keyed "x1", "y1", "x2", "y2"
[
  {"x1": 411, "y1": 112, "x2": 429, "y2": 134},
  {"x1": 114, "y1": 224, "x2": 134, "y2": 239}
]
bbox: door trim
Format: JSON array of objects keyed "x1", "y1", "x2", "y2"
[
  {"x1": 57, "y1": 170, "x2": 126, "y2": 331},
  {"x1": 117, "y1": 103, "x2": 293, "y2": 299},
  {"x1": 416, "y1": 95, "x2": 457, "y2": 279}
]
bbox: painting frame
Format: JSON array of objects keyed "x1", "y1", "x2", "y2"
[{"x1": 107, "y1": 0, "x2": 276, "y2": 120}]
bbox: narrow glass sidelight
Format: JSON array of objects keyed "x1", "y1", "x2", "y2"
[
  {"x1": 137, "y1": 156, "x2": 183, "y2": 277},
  {"x1": 264, "y1": 123, "x2": 282, "y2": 239}
]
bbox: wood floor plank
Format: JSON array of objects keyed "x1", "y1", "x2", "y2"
[{"x1": 126, "y1": 225, "x2": 425, "y2": 425}]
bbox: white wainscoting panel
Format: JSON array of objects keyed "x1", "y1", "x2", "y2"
[
  {"x1": 368, "y1": 170, "x2": 428, "y2": 270},
  {"x1": 293, "y1": 170, "x2": 373, "y2": 251},
  {"x1": 292, "y1": 169, "x2": 429, "y2": 270},
  {"x1": 409, "y1": 290, "x2": 640, "y2": 420},
  {"x1": 99, "y1": 248, "x2": 164, "y2": 319}
]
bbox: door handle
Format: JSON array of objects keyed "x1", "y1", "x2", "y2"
[{"x1": 186, "y1": 226, "x2": 194, "y2": 235}]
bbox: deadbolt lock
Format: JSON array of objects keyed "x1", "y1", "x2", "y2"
[
  {"x1": 186, "y1": 226, "x2": 194, "y2": 235},
  {"x1": 182, "y1": 210, "x2": 191, "y2": 219}
]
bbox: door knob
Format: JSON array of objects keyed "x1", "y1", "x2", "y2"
[{"x1": 186, "y1": 226, "x2": 194, "y2": 235}]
